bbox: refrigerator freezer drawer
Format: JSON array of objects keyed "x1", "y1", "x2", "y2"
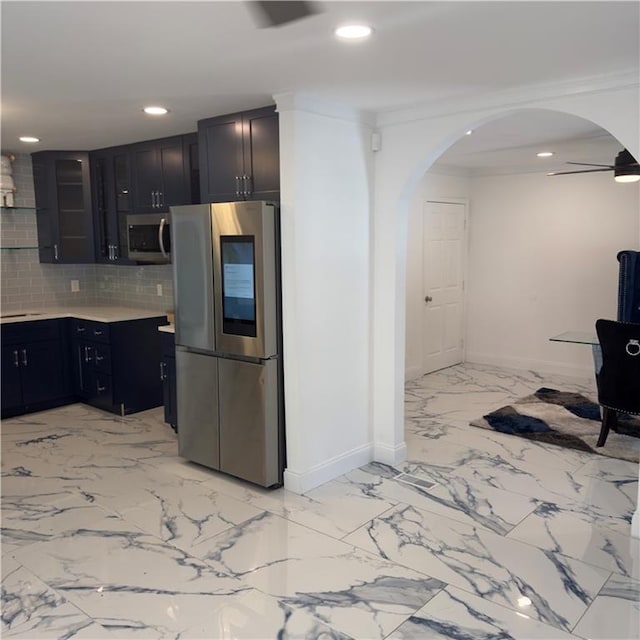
[
  {"x1": 218, "y1": 357, "x2": 281, "y2": 487},
  {"x1": 176, "y1": 349, "x2": 220, "y2": 470}
]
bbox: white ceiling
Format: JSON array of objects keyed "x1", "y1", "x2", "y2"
[{"x1": 1, "y1": 1, "x2": 638, "y2": 173}]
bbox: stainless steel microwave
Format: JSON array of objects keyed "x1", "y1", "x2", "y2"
[{"x1": 126, "y1": 213, "x2": 171, "y2": 263}]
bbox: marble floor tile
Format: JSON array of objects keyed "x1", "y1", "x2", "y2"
[
  {"x1": 118, "y1": 477, "x2": 268, "y2": 555},
  {"x1": 1, "y1": 362, "x2": 636, "y2": 639},
  {"x1": 340, "y1": 462, "x2": 537, "y2": 536},
  {"x1": 2, "y1": 564, "x2": 95, "y2": 638},
  {"x1": 9, "y1": 515, "x2": 342, "y2": 638},
  {"x1": 572, "y1": 573, "x2": 640, "y2": 640},
  {"x1": 344, "y1": 503, "x2": 610, "y2": 633},
  {"x1": 386, "y1": 585, "x2": 583, "y2": 639},
  {"x1": 507, "y1": 503, "x2": 640, "y2": 579},
  {"x1": 194, "y1": 510, "x2": 445, "y2": 639}
]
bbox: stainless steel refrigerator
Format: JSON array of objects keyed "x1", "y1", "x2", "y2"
[{"x1": 170, "y1": 201, "x2": 284, "y2": 487}]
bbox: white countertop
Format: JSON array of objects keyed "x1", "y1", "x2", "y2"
[
  {"x1": 158, "y1": 324, "x2": 175, "y2": 334},
  {"x1": 1, "y1": 306, "x2": 168, "y2": 325}
]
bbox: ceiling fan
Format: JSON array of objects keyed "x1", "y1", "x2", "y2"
[
  {"x1": 548, "y1": 148, "x2": 640, "y2": 183},
  {"x1": 247, "y1": 1, "x2": 321, "y2": 28}
]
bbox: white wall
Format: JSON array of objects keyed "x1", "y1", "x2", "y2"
[
  {"x1": 276, "y1": 94, "x2": 374, "y2": 493},
  {"x1": 405, "y1": 171, "x2": 471, "y2": 379},
  {"x1": 465, "y1": 171, "x2": 639, "y2": 378}
]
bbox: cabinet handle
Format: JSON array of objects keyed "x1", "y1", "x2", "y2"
[
  {"x1": 158, "y1": 191, "x2": 164, "y2": 207},
  {"x1": 243, "y1": 174, "x2": 251, "y2": 196},
  {"x1": 21, "y1": 348, "x2": 28, "y2": 367},
  {"x1": 235, "y1": 176, "x2": 241, "y2": 197},
  {"x1": 160, "y1": 362, "x2": 165, "y2": 380},
  {"x1": 84, "y1": 346, "x2": 92, "y2": 363},
  {"x1": 13, "y1": 349, "x2": 19, "y2": 367},
  {"x1": 95, "y1": 354, "x2": 104, "y2": 362},
  {"x1": 93, "y1": 330, "x2": 103, "y2": 336},
  {"x1": 97, "y1": 382, "x2": 107, "y2": 393},
  {"x1": 53, "y1": 244, "x2": 59, "y2": 261},
  {"x1": 76, "y1": 326, "x2": 85, "y2": 333},
  {"x1": 113, "y1": 245, "x2": 118, "y2": 260}
]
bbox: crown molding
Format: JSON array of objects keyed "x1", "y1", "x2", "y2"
[
  {"x1": 273, "y1": 92, "x2": 377, "y2": 127},
  {"x1": 376, "y1": 70, "x2": 640, "y2": 128}
]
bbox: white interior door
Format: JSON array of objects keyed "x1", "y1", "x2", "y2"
[{"x1": 421, "y1": 200, "x2": 467, "y2": 375}]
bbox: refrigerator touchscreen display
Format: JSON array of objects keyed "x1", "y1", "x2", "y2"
[{"x1": 221, "y1": 236, "x2": 257, "y2": 336}]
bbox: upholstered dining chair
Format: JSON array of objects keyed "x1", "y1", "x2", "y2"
[{"x1": 594, "y1": 319, "x2": 640, "y2": 447}]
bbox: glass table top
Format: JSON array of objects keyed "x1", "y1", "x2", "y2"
[{"x1": 549, "y1": 331, "x2": 598, "y2": 345}]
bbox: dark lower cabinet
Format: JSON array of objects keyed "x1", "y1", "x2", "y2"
[
  {"x1": 70, "y1": 317, "x2": 166, "y2": 415},
  {"x1": 1, "y1": 319, "x2": 72, "y2": 418},
  {"x1": 160, "y1": 331, "x2": 177, "y2": 431}
]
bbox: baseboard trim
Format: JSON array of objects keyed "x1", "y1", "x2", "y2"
[
  {"x1": 465, "y1": 351, "x2": 594, "y2": 382},
  {"x1": 373, "y1": 440, "x2": 408, "y2": 466},
  {"x1": 283, "y1": 443, "x2": 373, "y2": 494},
  {"x1": 405, "y1": 365, "x2": 421, "y2": 381}
]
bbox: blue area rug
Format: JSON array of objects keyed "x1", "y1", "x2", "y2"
[{"x1": 470, "y1": 388, "x2": 640, "y2": 462}]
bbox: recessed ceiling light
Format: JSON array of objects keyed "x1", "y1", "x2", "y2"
[
  {"x1": 465, "y1": 130, "x2": 473, "y2": 135},
  {"x1": 19, "y1": 136, "x2": 40, "y2": 143},
  {"x1": 143, "y1": 106, "x2": 169, "y2": 115},
  {"x1": 335, "y1": 24, "x2": 373, "y2": 40},
  {"x1": 537, "y1": 151, "x2": 554, "y2": 157}
]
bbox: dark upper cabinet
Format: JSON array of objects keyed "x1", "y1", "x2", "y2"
[
  {"x1": 32, "y1": 151, "x2": 95, "y2": 263},
  {"x1": 198, "y1": 105, "x2": 279, "y2": 203},
  {"x1": 183, "y1": 132, "x2": 200, "y2": 206},
  {"x1": 90, "y1": 146, "x2": 134, "y2": 264},
  {"x1": 131, "y1": 136, "x2": 189, "y2": 213}
]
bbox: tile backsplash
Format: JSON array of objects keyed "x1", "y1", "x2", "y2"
[{"x1": 1, "y1": 153, "x2": 174, "y2": 313}]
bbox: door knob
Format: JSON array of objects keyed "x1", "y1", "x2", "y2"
[{"x1": 425, "y1": 296, "x2": 433, "y2": 303}]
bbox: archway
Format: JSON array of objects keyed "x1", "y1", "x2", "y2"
[
  {"x1": 370, "y1": 85, "x2": 639, "y2": 534},
  {"x1": 404, "y1": 109, "x2": 634, "y2": 384},
  {"x1": 370, "y1": 86, "x2": 640, "y2": 469}
]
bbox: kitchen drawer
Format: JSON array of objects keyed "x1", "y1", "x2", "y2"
[
  {"x1": 71, "y1": 319, "x2": 111, "y2": 344},
  {"x1": 93, "y1": 372, "x2": 114, "y2": 408},
  {"x1": 93, "y1": 343, "x2": 112, "y2": 373},
  {"x1": 2, "y1": 319, "x2": 63, "y2": 345}
]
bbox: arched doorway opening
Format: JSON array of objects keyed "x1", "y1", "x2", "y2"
[{"x1": 403, "y1": 109, "x2": 637, "y2": 386}]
